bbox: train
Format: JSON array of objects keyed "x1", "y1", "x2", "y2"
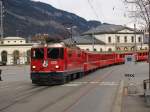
[{"x1": 30, "y1": 43, "x2": 148, "y2": 85}]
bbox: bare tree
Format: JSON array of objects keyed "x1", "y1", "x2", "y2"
[
  {"x1": 124, "y1": 0, "x2": 150, "y2": 89},
  {"x1": 123, "y1": 0, "x2": 150, "y2": 29}
]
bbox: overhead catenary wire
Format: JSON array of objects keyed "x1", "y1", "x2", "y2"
[{"x1": 87, "y1": 0, "x2": 101, "y2": 21}]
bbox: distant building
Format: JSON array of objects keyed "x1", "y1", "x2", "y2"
[
  {"x1": 81, "y1": 24, "x2": 148, "y2": 52},
  {"x1": 0, "y1": 37, "x2": 34, "y2": 65},
  {"x1": 63, "y1": 35, "x2": 108, "y2": 52}
]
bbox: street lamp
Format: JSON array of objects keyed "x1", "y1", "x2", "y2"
[{"x1": 66, "y1": 26, "x2": 77, "y2": 46}]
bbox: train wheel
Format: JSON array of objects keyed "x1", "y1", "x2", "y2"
[
  {"x1": 66, "y1": 75, "x2": 71, "y2": 82},
  {"x1": 60, "y1": 76, "x2": 66, "y2": 85},
  {"x1": 32, "y1": 80, "x2": 38, "y2": 84}
]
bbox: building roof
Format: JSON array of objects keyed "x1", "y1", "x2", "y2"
[
  {"x1": 83, "y1": 24, "x2": 142, "y2": 35},
  {"x1": 62, "y1": 35, "x2": 106, "y2": 45},
  {"x1": 3, "y1": 37, "x2": 25, "y2": 40}
]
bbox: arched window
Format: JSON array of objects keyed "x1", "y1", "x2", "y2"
[
  {"x1": 117, "y1": 47, "x2": 120, "y2": 51},
  {"x1": 13, "y1": 50, "x2": 20, "y2": 65},
  {"x1": 138, "y1": 37, "x2": 141, "y2": 43},
  {"x1": 1, "y1": 51, "x2": 7, "y2": 65},
  {"x1": 131, "y1": 47, "x2": 134, "y2": 51},
  {"x1": 124, "y1": 47, "x2": 128, "y2": 51}
]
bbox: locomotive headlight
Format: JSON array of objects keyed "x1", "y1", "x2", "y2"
[
  {"x1": 32, "y1": 66, "x2": 36, "y2": 69},
  {"x1": 55, "y1": 65, "x2": 59, "y2": 69}
]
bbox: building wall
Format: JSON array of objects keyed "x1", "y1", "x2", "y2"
[
  {"x1": 95, "y1": 33, "x2": 144, "y2": 44},
  {"x1": 0, "y1": 45, "x2": 32, "y2": 65},
  {"x1": 3, "y1": 39, "x2": 26, "y2": 45}
]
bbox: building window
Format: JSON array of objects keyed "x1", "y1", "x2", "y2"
[
  {"x1": 94, "y1": 48, "x2": 97, "y2": 51},
  {"x1": 117, "y1": 36, "x2": 120, "y2": 43},
  {"x1": 124, "y1": 47, "x2": 128, "y2": 51},
  {"x1": 138, "y1": 37, "x2": 141, "y2": 43},
  {"x1": 8, "y1": 41, "x2": 10, "y2": 43},
  {"x1": 20, "y1": 41, "x2": 22, "y2": 43},
  {"x1": 117, "y1": 47, "x2": 120, "y2": 51},
  {"x1": 86, "y1": 49, "x2": 89, "y2": 51},
  {"x1": 108, "y1": 36, "x2": 111, "y2": 43},
  {"x1": 131, "y1": 36, "x2": 134, "y2": 43},
  {"x1": 14, "y1": 41, "x2": 16, "y2": 43},
  {"x1": 131, "y1": 47, "x2": 134, "y2": 51},
  {"x1": 124, "y1": 36, "x2": 127, "y2": 43},
  {"x1": 100, "y1": 48, "x2": 103, "y2": 52},
  {"x1": 108, "y1": 48, "x2": 112, "y2": 52}
]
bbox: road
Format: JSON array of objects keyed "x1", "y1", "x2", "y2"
[{"x1": 0, "y1": 62, "x2": 148, "y2": 112}]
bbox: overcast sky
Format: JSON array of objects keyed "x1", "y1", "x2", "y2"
[{"x1": 33, "y1": 0, "x2": 133, "y2": 26}]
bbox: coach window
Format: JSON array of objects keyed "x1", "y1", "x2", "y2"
[
  {"x1": 108, "y1": 36, "x2": 111, "y2": 43},
  {"x1": 77, "y1": 52, "x2": 81, "y2": 57},
  {"x1": 68, "y1": 51, "x2": 72, "y2": 57}
]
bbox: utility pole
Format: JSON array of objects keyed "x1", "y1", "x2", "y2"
[
  {"x1": 0, "y1": 0, "x2": 3, "y2": 40},
  {"x1": 134, "y1": 24, "x2": 136, "y2": 52}
]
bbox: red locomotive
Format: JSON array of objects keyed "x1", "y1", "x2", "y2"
[{"x1": 30, "y1": 43, "x2": 148, "y2": 85}]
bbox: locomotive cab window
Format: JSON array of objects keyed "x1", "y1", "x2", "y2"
[
  {"x1": 47, "y1": 48, "x2": 64, "y2": 59},
  {"x1": 31, "y1": 48, "x2": 44, "y2": 59}
]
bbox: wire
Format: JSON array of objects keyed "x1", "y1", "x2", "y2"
[{"x1": 87, "y1": 0, "x2": 101, "y2": 21}]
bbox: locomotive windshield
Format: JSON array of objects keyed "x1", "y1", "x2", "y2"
[
  {"x1": 31, "y1": 48, "x2": 44, "y2": 59},
  {"x1": 47, "y1": 48, "x2": 64, "y2": 59}
]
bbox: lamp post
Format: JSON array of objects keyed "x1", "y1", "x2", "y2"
[{"x1": 66, "y1": 26, "x2": 77, "y2": 46}]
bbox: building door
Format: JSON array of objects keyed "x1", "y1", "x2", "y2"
[
  {"x1": 1, "y1": 51, "x2": 7, "y2": 65},
  {"x1": 13, "y1": 50, "x2": 20, "y2": 65}
]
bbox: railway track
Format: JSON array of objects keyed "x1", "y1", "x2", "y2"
[{"x1": 0, "y1": 65, "x2": 121, "y2": 112}]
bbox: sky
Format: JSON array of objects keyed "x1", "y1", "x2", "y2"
[{"x1": 33, "y1": 0, "x2": 133, "y2": 26}]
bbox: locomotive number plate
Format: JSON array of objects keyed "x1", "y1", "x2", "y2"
[{"x1": 51, "y1": 61, "x2": 57, "y2": 64}]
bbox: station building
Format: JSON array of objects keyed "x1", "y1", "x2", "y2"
[
  {"x1": 75, "y1": 24, "x2": 148, "y2": 52},
  {"x1": 0, "y1": 37, "x2": 33, "y2": 65}
]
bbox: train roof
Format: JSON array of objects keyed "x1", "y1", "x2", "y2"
[{"x1": 32, "y1": 42, "x2": 81, "y2": 50}]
